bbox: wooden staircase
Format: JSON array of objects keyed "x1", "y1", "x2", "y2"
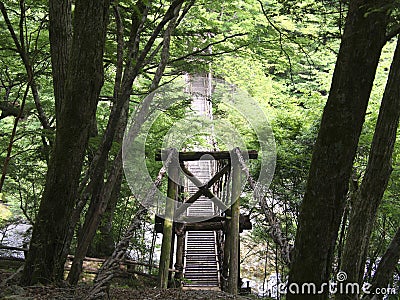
[
  {"x1": 183, "y1": 159, "x2": 220, "y2": 288},
  {"x1": 184, "y1": 231, "x2": 219, "y2": 287}
]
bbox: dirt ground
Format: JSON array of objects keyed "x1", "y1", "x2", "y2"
[
  {"x1": 0, "y1": 268, "x2": 256, "y2": 300},
  {"x1": 2, "y1": 285, "x2": 253, "y2": 299}
]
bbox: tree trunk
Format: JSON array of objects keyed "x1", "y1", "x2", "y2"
[
  {"x1": 67, "y1": 2, "x2": 183, "y2": 284},
  {"x1": 48, "y1": 0, "x2": 72, "y2": 120},
  {"x1": 287, "y1": 1, "x2": 390, "y2": 299},
  {"x1": 362, "y1": 227, "x2": 400, "y2": 300},
  {"x1": 88, "y1": 171, "x2": 122, "y2": 257},
  {"x1": 21, "y1": 0, "x2": 110, "y2": 285},
  {"x1": 89, "y1": 5, "x2": 126, "y2": 253},
  {"x1": 337, "y1": 36, "x2": 400, "y2": 299}
]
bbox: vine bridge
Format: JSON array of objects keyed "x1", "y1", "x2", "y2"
[{"x1": 155, "y1": 76, "x2": 255, "y2": 295}]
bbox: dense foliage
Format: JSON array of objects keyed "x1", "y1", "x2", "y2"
[{"x1": 0, "y1": 0, "x2": 399, "y2": 298}]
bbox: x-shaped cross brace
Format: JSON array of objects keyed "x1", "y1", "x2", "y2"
[{"x1": 174, "y1": 163, "x2": 230, "y2": 219}]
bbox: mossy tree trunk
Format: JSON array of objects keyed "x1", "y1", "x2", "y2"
[
  {"x1": 21, "y1": 0, "x2": 110, "y2": 285},
  {"x1": 287, "y1": 1, "x2": 391, "y2": 299},
  {"x1": 337, "y1": 36, "x2": 400, "y2": 299}
]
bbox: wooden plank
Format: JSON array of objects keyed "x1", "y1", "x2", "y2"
[
  {"x1": 222, "y1": 209, "x2": 231, "y2": 291},
  {"x1": 184, "y1": 222, "x2": 224, "y2": 231},
  {"x1": 155, "y1": 150, "x2": 258, "y2": 161},
  {"x1": 0, "y1": 256, "x2": 25, "y2": 262}
]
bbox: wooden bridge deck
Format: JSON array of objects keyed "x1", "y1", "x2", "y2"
[{"x1": 182, "y1": 76, "x2": 220, "y2": 288}]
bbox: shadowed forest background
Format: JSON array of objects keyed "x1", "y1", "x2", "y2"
[{"x1": 0, "y1": 0, "x2": 400, "y2": 299}]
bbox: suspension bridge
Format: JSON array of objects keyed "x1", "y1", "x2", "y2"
[{"x1": 155, "y1": 76, "x2": 255, "y2": 294}]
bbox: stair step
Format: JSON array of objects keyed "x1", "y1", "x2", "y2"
[
  {"x1": 185, "y1": 267, "x2": 217, "y2": 270},
  {"x1": 185, "y1": 272, "x2": 219, "y2": 276},
  {"x1": 184, "y1": 276, "x2": 218, "y2": 279}
]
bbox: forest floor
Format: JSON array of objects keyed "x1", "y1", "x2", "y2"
[{"x1": 0, "y1": 266, "x2": 257, "y2": 300}]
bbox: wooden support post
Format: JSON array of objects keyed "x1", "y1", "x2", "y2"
[
  {"x1": 168, "y1": 226, "x2": 176, "y2": 285},
  {"x1": 238, "y1": 236, "x2": 241, "y2": 290},
  {"x1": 158, "y1": 151, "x2": 179, "y2": 289},
  {"x1": 174, "y1": 223, "x2": 185, "y2": 286},
  {"x1": 222, "y1": 208, "x2": 231, "y2": 291},
  {"x1": 228, "y1": 150, "x2": 241, "y2": 295}
]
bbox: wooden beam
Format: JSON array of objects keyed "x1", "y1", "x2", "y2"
[
  {"x1": 180, "y1": 220, "x2": 251, "y2": 232},
  {"x1": 168, "y1": 225, "x2": 176, "y2": 285},
  {"x1": 184, "y1": 221, "x2": 224, "y2": 231},
  {"x1": 156, "y1": 214, "x2": 227, "y2": 225},
  {"x1": 66, "y1": 255, "x2": 159, "y2": 268},
  {"x1": 0, "y1": 256, "x2": 25, "y2": 262},
  {"x1": 156, "y1": 150, "x2": 258, "y2": 161},
  {"x1": 154, "y1": 214, "x2": 252, "y2": 233}
]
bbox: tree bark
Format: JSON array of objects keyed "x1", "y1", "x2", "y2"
[
  {"x1": 21, "y1": 0, "x2": 110, "y2": 285},
  {"x1": 88, "y1": 171, "x2": 123, "y2": 258},
  {"x1": 337, "y1": 36, "x2": 400, "y2": 299},
  {"x1": 48, "y1": 0, "x2": 71, "y2": 119},
  {"x1": 287, "y1": 1, "x2": 390, "y2": 299},
  {"x1": 59, "y1": 2, "x2": 139, "y2": 265}
]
